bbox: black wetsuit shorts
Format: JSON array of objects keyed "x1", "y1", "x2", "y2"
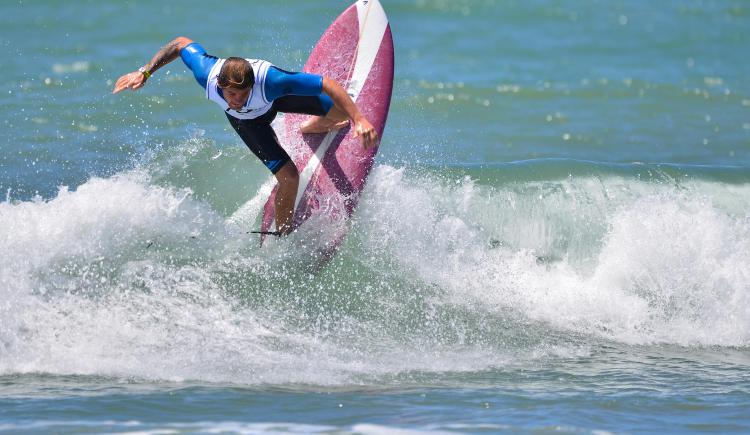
[{"x1": 226, "y1": 95, "x2": 329, "y2": 174}]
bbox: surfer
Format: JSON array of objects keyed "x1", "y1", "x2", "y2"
[{"x1": 112, "y1": 37, "x2": 378, "y2": 235}]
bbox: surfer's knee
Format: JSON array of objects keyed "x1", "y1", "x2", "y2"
[{"x1": 275, "y1": 161, "x2": 299, "y2": 186}]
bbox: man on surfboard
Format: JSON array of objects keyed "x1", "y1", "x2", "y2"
[{"x1": 112, "y1": 37, "x2": 378, "y2": 235}]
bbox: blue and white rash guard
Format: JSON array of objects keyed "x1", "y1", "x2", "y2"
[{"x1": 179, "y1": 42, "x2": 333, "y2": 120}]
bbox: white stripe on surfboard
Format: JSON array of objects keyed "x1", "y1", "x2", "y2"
[
  {"x1": 268, "y1": 0, "x2": 389, "y2": 230},
  {"x1": 349, "y1": 0, "x2": 389, "y2": 102},
  {"x1": 293, "y1": 0, "x2": 388, "y2": 211}
]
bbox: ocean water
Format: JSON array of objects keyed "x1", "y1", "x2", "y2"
[{"x1": 1, "y1": 0, "x2": 749, "y2": 433}]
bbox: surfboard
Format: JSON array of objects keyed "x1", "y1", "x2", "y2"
[{"x1": 259, "y1": 0, "x2": 394, "y2": 266}]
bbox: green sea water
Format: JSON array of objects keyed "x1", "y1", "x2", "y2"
[{"x1": 1, "y1": 0, "x2": 749, "y2": 433}]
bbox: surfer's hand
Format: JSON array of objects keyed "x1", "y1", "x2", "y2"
[
  {"x1": 112, "y1": 71, "x2": 147, "y2": 94},
  {"x1": 354, "y1": 117, "x2": 378, "y2": 149}
]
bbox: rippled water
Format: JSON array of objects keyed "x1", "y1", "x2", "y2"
[{"x1": 2, "y1": 0, "x2": 749, "y2": 433}]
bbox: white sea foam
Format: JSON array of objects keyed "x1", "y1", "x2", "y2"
[
  {"x1": 358, "y1": 165, "x2": 750, "y2": 347},
  {"x1": 0, "y1": 165, "x2": 748, "y2": 385},
  {"x1": 0, "y1": 168, "x2": 505, "y2": 383},
  {"x1": 52, "y1": 61, "x2": 91, "y2": 74}
]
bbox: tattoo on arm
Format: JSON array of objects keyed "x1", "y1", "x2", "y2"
[{"x1": 144, "y1": 39, "x2": 184, "y2": 74}]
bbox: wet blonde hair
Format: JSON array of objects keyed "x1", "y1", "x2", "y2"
[{"x1": 218, "y1": 57, "x2": 254, "y2": 89}]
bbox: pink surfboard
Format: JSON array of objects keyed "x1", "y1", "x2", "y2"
[{"x1": 260, "y1": 0, "x2": 394, "y2": 265}]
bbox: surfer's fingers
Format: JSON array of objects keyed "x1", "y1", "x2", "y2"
[
  {"x1": 356, "y1": 126, "x2": 369, "y2": 147},
  {"x1": 369, "y1": 131, "x2": 378, "y2": 148},
  {"x1": 113, "y1": 72, "x2": 143, "y2": 93},
  {"x1": 361, "y1": 130, "x2": 373, "y2": 149},
  {"x1": 112, "y1": 75, "x2": 130, "y2": 93},
  {"x1": 359, "y1": 125, "x2": 377, "y2": 149}
]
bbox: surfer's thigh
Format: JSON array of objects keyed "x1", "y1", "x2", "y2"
[
  {"x1": 272, "y1": 95, "x2": 331, "y2": 116},
  {"x1": 225, "y1": 114, "x2": 291, "y2": 174}
]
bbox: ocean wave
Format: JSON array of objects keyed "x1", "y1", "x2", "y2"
[{"x1": 0, "y1": 163, "x2": 748, "y2": 385}]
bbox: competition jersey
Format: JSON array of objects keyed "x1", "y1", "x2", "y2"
[{"x1": 179, "y1": 42, "x2": 332, "y2": 120}]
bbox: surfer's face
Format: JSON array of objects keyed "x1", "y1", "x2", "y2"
[{"x1": 222, "y1": 86, "x2": 251, "y2": 110}]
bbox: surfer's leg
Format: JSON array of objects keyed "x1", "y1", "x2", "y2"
[
  {"x1": 225, "y1": 113, "x2": 297, "y2": 234},
  {"x1": 300, "y1": 104, "x2": 349, "y2": 134},
  {"x1": 226, "y1": 113, "x2": 291, "y2": 173},
  {"x1": 273, "y1": 161, "x2": 299, "y2": 235},
  {"x1": 274, "y1": 95, "x2": 349, "y2": 134}
]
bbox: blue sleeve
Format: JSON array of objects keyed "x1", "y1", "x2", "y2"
[
  {"x1": 264, "y1": 66, "x2": 324, "y2": 101},
  {"x1": 179, "y1": 42, "x2": 218, "y2": 90}
]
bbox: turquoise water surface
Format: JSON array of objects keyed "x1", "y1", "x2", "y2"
[{"x1": 1, "y1": 0, "x2": 749, "y2": 433}]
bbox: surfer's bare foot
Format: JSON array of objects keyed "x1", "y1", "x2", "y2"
[{"x1": 300, "y1": 116, "x2": 350, "y2": 134}]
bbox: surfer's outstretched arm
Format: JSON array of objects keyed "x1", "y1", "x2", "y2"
[
  {"x1": 112, "y1": 37, "x2": 194, "y2": 94},
  {"x1": 321, "y1": 77, "x2": 379, "y2": 149}
]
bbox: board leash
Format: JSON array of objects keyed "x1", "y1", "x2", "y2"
[
  {"x1": 249, "y1": 230, "x2": 282, "y2": 237},
  {"x1": 144, "y1": 231, "x2": 279, "y2": 249}
]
